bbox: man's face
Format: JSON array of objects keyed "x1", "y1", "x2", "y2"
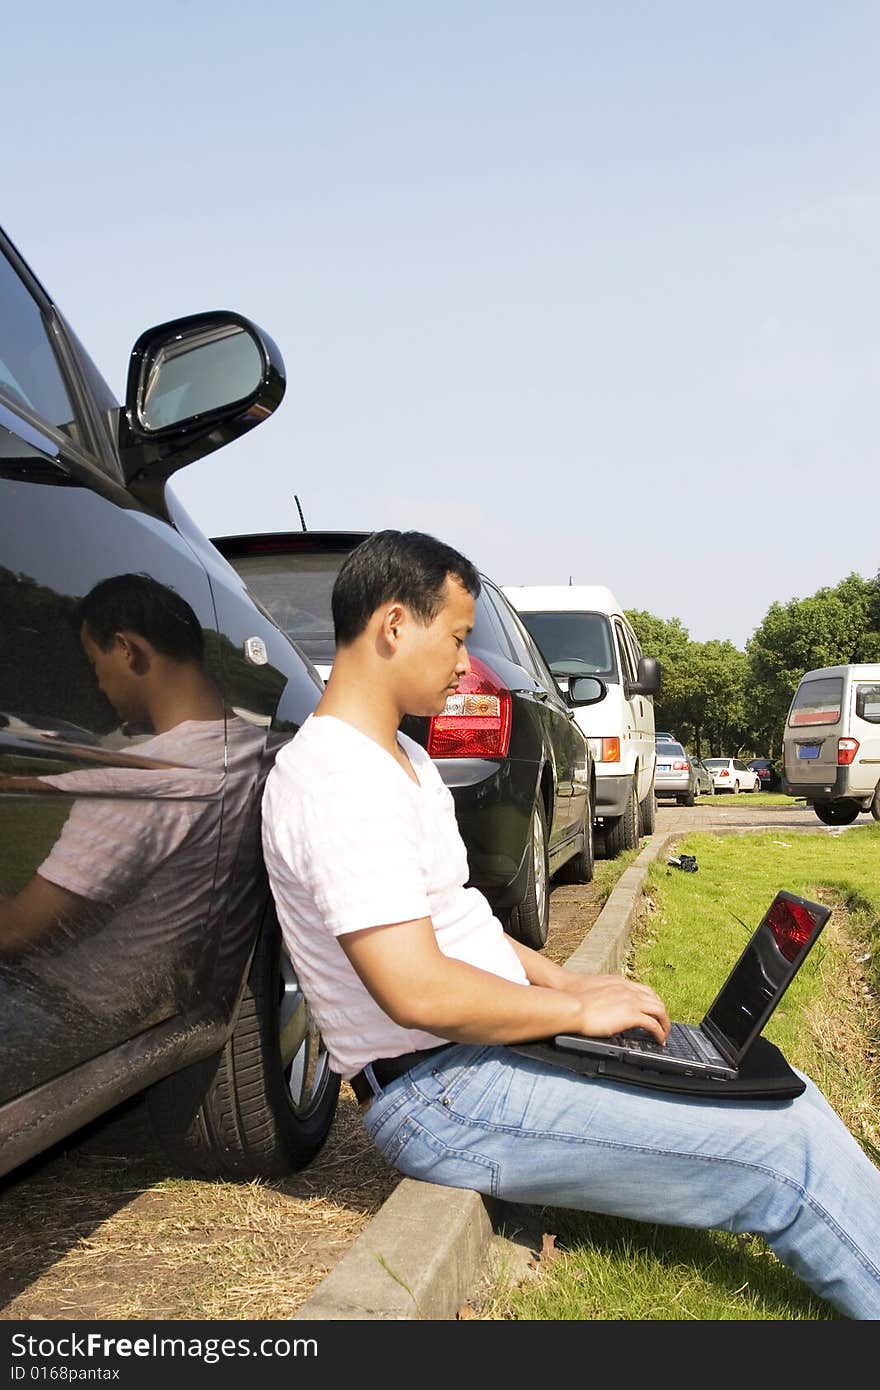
[
  {"x1": 80, "y1": 623, "x2": 146, "y2": 723},
  {"x1": 395, "y1": 575, "x2": 474, "y2": 717}
]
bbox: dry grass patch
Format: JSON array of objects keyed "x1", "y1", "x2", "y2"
[{"x1": 0, "y1": 1086, "x2": 399, "y2": 1321}]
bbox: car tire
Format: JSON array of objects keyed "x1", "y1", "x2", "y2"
[
  {"x1": 638, "y1": 779, "x2": 656, "y2": 835},
  {"x1": 683, "y1": 787, "x2": 696, "y2": 807},
  {"x1": 751, "y1": 778, "x2": 760, "y2": 793},
  {"x1": 732, "y1": 780, "x2": 740, "y2": 795},
  {"x1": 506, "y1": 799, "x2": 551, "y2": 949},
  {"x1": 872, "y1": 782, "x2": 880, "y2": 823},
  {"x1": 146, "y1": 905, "x2": 340, "y2": 1178},
  {"x1": 604, "y1": 778, "x2": 639, "y2": 858},
  {"x1": 814, "y1": 800, "x2": 860, "y2": 826},
  {"x1": 557, "y1": 789, "x2": 595, "y2": 885}
]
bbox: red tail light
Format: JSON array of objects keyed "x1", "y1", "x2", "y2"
[
  {"x1": 672, "y1": 760, "x2": 689, "y2": 771},
  {"x1": 719, "y1": 768, "x2": 730, "y2": 777},
  {"x1": 427, "y1": 654, "x2": 512, "y2": 758},
  {"x1": 838, "y1": 738, "x2": 860, "y2": 766}
]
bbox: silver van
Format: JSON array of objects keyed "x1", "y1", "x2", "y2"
[{"x1": 782, "y1": 663, "x2": 880, "y2": 825}]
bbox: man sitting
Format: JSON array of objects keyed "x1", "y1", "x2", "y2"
[{"x1": 261, "y1": 529, "x2": 880, "y2": 1320}]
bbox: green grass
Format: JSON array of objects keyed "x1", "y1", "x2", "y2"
[
  {"x1": 483, "y1": 824, "x2": 880, "y2": 1321},
  {"x1": 708, "y1": 791, "x2": 805, "y2": 807}
]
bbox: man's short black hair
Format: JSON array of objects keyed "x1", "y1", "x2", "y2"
[
  {"x1": 77, "y1": 573, "x2": 204, "y2": 664},
  {"x1": 332, "y1": 531, "x2": 481, "y2": 646}
]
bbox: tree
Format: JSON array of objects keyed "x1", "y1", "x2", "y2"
[
  {"x1": 687, "y1": 640, "x2": 749, "y2": 756},
  {"x1": 626, "y1": 611, "x2": 749, "y2": 756}
]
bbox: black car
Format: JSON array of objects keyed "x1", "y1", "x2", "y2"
[
  {"x1": 748, "y1": 758, "x2": 781, "y2": 792},
  {"x1": 212, "y1": 530, "x2": 599, "y2": 950},
  {"x1": 0, "y1": 225, "x2": 339, "y2": 1182}
]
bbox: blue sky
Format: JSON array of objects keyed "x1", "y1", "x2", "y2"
[{"x1": 4, "y1": 2, "x2": 878, "y2": 648}]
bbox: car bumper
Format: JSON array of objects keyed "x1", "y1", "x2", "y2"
[
  {"x1": 655, "y1": 774, "x2": 691, "y2": 796},
  {"x1": 594, "y1": 772, "x2": 632, "y2": 818},
  {"x1": 438, "y1": 757, "x2": 535, "y2": 896},
  {"x1": 782, "y1": 767, "x2": 868, "y2": 804}
]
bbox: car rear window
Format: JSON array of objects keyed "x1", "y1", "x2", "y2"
[
  {"x1": 228, "y1": 552, "x2": 347, "y2": 640},
  {"x1": 788, "y1": 677, "x2": 843, "y2": 728},
  {"x1": 515, "y1": 611, "x2": 617, "y2": 680},
  {"x1": 658, "y1": 742, "x2": 685, "y2": 758},
  {"x1": 703, "y1": 759, "x2": 727, "y2": 769}
]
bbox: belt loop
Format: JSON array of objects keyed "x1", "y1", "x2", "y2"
[{"x1": 362, "y1": 1062, "x2": 382, "y2": 1098}]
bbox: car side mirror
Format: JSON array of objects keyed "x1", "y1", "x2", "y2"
[
  {"x1": 119, "y1": 311, "x2": 285, "y2": 485},
  {"x1": 626, "y1": 655, "x2": 661, "y2": 697},
  {"x1": 568, "y1": 676, "x2": 606, "y2": 707}
]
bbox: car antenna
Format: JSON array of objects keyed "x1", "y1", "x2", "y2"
[{"x1": 294, "y1": 494, "x2": 307, "y2": 531}]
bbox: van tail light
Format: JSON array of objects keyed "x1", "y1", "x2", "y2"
[
  {"x1": 427, "y1": 654, "x2": 511, "y2": 758},
  {"x1": 838, "y1": 738, "x2": 860, "y2": 766}
]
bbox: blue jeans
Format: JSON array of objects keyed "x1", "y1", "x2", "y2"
[{"x1": 361, "y1": 1043, "x2": 880, "y2": 1319}]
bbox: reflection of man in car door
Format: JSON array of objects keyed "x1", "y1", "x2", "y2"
[{"x1": 0, "y1": 574, "x2": 263, "y2": 1027}]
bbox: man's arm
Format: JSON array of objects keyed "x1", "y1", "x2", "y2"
[
  {"x1": 339, "y1": 916, "x2": 670, "y2": 1045},
  {"x1": 505, "y1": 932, "x2": 630, "y2": 1002},
  {"x1": 0, "y1": 875, "x2": 102, "y2": 956}
]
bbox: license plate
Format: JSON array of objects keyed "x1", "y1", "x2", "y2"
[
  {"x1": 797, "y1": 744, "x2": 820, "y2": 760},
  {"x1": 657, "y1": 763, "x2": 670, "y2": 772}
]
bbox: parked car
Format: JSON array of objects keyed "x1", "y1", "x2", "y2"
[
  {"x1": 691, "y1": 757, "x2": 715, "y2": 798},
  {"x1": 0, "y1": 224, "x2": 340, "y2": 1183},
  {"x1": 782, "y1": 664, "x2": 880, "y2": 825},
  {"x1": 747, "y1": 757, "x2": 781, "y2": 792},
  {"x1": 211, "y1": 530, "x2": 598, "y2": 950},
  {"x1": 655, "y1": 731, "x2": 677, "y2": 743},
  {"x1": 502, "y1": 585, "x2": 661, "y2": 856},
  {"x1": 654, "y1": 739, "x2": 699, "y2": 805},
  {"x1": 702, "y1": 757, "x2": 761, "y2": 793}
]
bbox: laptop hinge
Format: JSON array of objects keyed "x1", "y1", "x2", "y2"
[{"x1": 700, "y1": 1017, "x2": 739, "y2": 1066}]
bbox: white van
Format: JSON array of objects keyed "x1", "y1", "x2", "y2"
[
  {"x1": 782, "y1": 663, "x2": 880, "y2": 825},
  {"x1": 503, "y1": 585, "x2": 660, "y2": 856}
]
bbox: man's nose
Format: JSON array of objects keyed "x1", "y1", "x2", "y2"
[{"x1": 457, "y1": 644, "x2": 471, "y2": 677}]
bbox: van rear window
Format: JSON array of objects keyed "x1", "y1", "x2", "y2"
[{"x1": 788, "y1": 677, "x2": 843, "y2": 727}]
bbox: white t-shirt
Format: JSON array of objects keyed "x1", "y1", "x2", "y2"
[
  {"x1": 31, "y1": 716, "x2": 265, "y2": 1013},
  {"x1": 261, "y1": 713, "x2": 529, "y2": 1078}
]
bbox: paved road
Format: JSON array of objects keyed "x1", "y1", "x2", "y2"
[{"x1": 654, "y1": 795, "x2": 837, "y2": 837}]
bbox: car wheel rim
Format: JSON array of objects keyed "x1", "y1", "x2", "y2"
[
  {"x1": 533, "y1": 808, "x2": 547, "y2": 923},
  {"x1": 278, "y1": 950, "x2": 332, "y2": 1117}
]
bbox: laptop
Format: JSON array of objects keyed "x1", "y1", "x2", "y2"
[{"x1": 554, "y1": 889, "x2": 830, "y2": 1081}]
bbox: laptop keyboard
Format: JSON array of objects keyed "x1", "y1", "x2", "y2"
[{"x1": 610, "y1": 1022, "x2": 721, "y2": 1064}]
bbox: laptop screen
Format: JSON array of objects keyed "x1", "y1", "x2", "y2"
[{"x1": 701, "y1": 891, "x2": 830, "y2": 1063}]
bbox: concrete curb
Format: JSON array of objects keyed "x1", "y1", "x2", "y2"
[{"x1": 296, "y1": 829, "x2": 679, "y2": 1321}]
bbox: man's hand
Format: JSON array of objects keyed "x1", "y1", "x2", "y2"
[
  {"x1": 505, "y1": 938, "x2": 670, "y2": 1043},
  {"x1": 561, "y1": 972, "x2": 670, "y2": 1043}
]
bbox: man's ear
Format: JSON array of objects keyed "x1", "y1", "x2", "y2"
[
  {"x1": 116, "y1": 631, "x2": 149, "y2": 675},
  {"x1": 380, "y1": 602, "x2": 408, "y2": 648}
]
